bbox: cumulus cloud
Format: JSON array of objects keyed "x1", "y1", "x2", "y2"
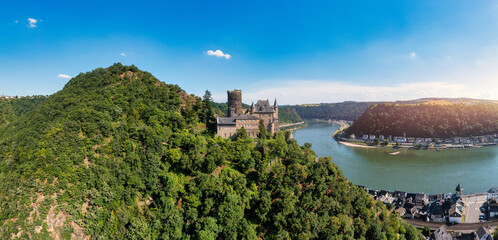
[
  {"x1": 211, "y1": 80, "x2": 496, "y2": 105},
  {"x1": 409, "y1": 52, "x2": 417, "y2": 58},
  {"x1": 27, "y1": 18, "x2": 39, "y2": 28},
  {"x1": 206, "y1": 49, "x2": 231, "y2": 59},
  {"x1": 120, "y1": 52, "x2": 126, "y2": 57},
  {"x1": 57, "y1": 74, "x2": 72, "y2": 79},
  {"x1": 15, "y1": 20, "x2": 19, "y2": 23}
]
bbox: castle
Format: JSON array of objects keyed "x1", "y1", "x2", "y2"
[{"x1": 216, "y1": 90, "x2": 279, "y2": 138}]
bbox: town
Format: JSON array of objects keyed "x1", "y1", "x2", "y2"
[
  {"x1": 362, "y1": 185, "x2": 497, "y2": 239},
  {"x1": 337, "y1": 128, "x2": 498, "y2": 150}
]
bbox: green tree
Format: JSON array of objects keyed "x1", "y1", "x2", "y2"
[
  {"x1": 257, "y1": 119, "x2": 268, "y2": 139},
  {"x1": 202, "y1": 90, "x2": 216, "y2": 133}
]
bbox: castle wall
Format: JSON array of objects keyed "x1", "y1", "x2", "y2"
[{"x1": 217, "y1": 125, "x2": 238, "y2": 138}]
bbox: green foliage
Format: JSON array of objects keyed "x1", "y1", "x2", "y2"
[
  {"x1": 283, "y1": 101, "x2": 379, "y2": 121},
  {"x1": 346, "y1": 103, "x2": 498, "y2": 138},
  {"x1": 0, "y1": 64, "x2": 422, "y2": 239},
  {"x1": 257, "y1": 119, "x2": 268, "y2": 139},
  {"x1": 277, "y1": 107, "x2": 302, "y2": 123}
]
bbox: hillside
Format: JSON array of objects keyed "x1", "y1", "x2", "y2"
[
  {"x1": 283, "y1": 101, "x2": 379, "y2": 121},
  {"x1": 283, "y1": 98, "x2": 498, "y2": 122},
  {"x1": 0, "y1": 96, "x2": 46, "y2": 133},
  {"x1": 345, "y1": 103, "x2": 498, "y2": 138},
  {"x1": 0, "y1": 64, "x2": 421, "y2": 239}
]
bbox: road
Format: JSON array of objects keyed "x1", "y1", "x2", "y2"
[
  {"x1": 463, "y1": 194, "x2": 486, "y2": 223},
  {"x1": 404, "y1": 218, "x2": 497, "y2": 233}
]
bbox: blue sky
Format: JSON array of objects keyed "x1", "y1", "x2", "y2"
[{"x1": 1, "y1": 0, "x2": 498, "y2": 104}]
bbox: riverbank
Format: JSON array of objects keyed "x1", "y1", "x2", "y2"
[
  {"x1": 280, "y1": 121, "x2": 307, "y2": 132},
  {"x1": 338, "y1": 141, "x2": 377, "y2": 148},
  {"x1": 336, "y1": 139, "x2": 496, "y2": 151}
]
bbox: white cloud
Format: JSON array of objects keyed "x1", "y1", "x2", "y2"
[
  {"x1": 26, "y1": 90, "x2": 35, "y2": 94},
  {"x1": 120, "y1": 52, "x2": 126, "y2": 57},
  {"x1": 57, "y1": 74, "x2": 72, "y2": 79},
  {"x1": 14, "y1": 20, "x2": 19, "y2": 24},
  {"x1": 206, "y1": 49, "x2": 231, "y2": 59},
  {"x1": 211, "y1": 80, "x2": 497, "y2": 105},
  {"x1": 27, "y1": 18, "x2": 39, "y2": 28},
  {"x1": 409, "y1": 52, "x2": 417, "y2": 58}
]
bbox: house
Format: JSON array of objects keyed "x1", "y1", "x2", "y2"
[
  {"x1": 448, "y1": 202, "x2": 463, "y2": 223},
  {"x1": 394, "y1": 136, "x2": 406, "y2": 143},
  {"x1": 369, "y1": 135, "x2": 376, "y2": 140},
  {"x1": 363, "y1": 134, "x2": 369, "y2": 140},
  {"x1": 403, "y1": 202, "x2": 417, "y2": 219},
  {"x1": 429, "y1": 225, "x2": 452, "y2": 240},
  {"x1": 415, "y1": 193, "x2": 428, "y2": 209},
  {"x1": 350, "y1": 134, "x2": 356, "y2": 139},
  {"x1": 429, "y1": 202, "x2": 445, "y2": 222},
  {"x1": 395, "y1": 207, "x2": 406, "y2": 217},
  {"x1": 379, "y1": 135, "x2": 385, "y2": 141},
  {"x1": 474, "y1": 226, "x2": 493, "y2": 240},
  {"x1": 488, "y1": 198, "x2": 498, "y2": 218},
  {"x1": 487, "y1": 187, "x2": 498, "y2": 201}
]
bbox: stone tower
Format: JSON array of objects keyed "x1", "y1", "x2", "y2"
[{"x1": 227, "y1": 90, "x2": 243, "y2": 117}]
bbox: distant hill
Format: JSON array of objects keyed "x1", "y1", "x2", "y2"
[
  {"x1": 281, "y1": 101, "x2": 381, "y2": 121},
  {"x1": 345, "y1": 102, "x2": 498, "y2": 138},
  {"x1": 282, "y1": 98, "x2": 498, "y2": 123},
  {"x1": 0, "y1": 64, "x2": 421, "y2": 239}
]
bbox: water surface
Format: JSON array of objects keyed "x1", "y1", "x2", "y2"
[{"x1": 293, "y1": 121, "x2": 498, "y2": 194}]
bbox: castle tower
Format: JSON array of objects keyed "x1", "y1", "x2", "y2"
[{"x1": 227, "y1": 90, "x2": 243, "y2": 117}]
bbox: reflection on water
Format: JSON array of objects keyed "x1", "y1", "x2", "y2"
[{"x1": 293, "y1": 121, "x2": 498, "y2": 194}]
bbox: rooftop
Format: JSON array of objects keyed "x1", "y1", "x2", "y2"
[
  {"x1": 253, "y1": 100, "x2": 274, "y2": 113},
  {"x1": 488, "y1": 187, "x2": 498, "y2": 193}
]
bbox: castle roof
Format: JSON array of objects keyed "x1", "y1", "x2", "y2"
[
  {"x1": 217, "y1": 117, "x2": 236, "y2": 125},
  {"x1": 254, "y1": 100, "x2": 274, "y2": 113},
  {"x1": 217, "y1": 115, "x2": 260, "y2": 125}
]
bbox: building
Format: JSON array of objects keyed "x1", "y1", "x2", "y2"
[
  {"x1": 487, "y1": 187, "x2": 498, "y2": 201},
  {"x1": 429, "y1": 225, "x2": 452, "y2": 240},
  {"x1": 448, "y1": 201, "x2": 463, "y2": 223},
  {"x1": 475, "y1": 226, "x2": 493, "y2": 240},
  {"x1": 216, "y1": 90, "x2": 279, "y2": 138}
]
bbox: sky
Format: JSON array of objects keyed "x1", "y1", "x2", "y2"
[{"x1": 1, "y1": 0, "x2": 498, "y2": 104}]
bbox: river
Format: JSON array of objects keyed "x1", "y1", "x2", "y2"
[{"x1": 292, "y1": 121, "x2": 498, "y2": 195}]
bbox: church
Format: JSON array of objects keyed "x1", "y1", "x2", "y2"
[{"x1": 216, "y1": 90, "x2": 279, "y2": 138}]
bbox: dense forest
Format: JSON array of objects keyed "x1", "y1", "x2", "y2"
[
  {"x1": 0, "y1": 64, "x2": 422, "y2": 239},
  {"x1": 0, "y1": 96, "x2": 46, "y2": 133},
  {"x1": 345, "y1": 103, "x2": 498, "y2": 138},
  {"x1": 277, "y1": 106, "x2": 302, "y2": 123},
  {"x1": 282, "y1": 102, "x2": 379, "y2": 121}
]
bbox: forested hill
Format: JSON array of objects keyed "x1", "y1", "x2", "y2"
[
  {"x1": 281, "y1": 98, "x2": 498, "y2": 122},
  {"x1": 345, "y1": 103, "x2": 498, "y2": 138},
  {"x1": 0, "y1": 96, "x2": 46, "y2": 132},
  {"x1": 281, "y1": 102, "x2": 380, "y2": 121},
  {"x1": 0, "y1": 64, "x2": 421, "y2": 239}
]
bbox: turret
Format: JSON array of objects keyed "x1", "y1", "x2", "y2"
[{"x1": 273, "y1": 99, "x2": 278, "y2": 116}]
